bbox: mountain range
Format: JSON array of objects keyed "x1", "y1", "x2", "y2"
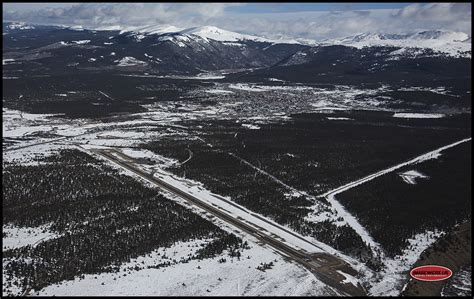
[{"x1": 2, "y1": 21, "x2": 471, "y2": 85}]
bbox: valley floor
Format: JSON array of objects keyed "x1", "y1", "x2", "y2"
[{"x1": 2, "y1": 78, "x2": 471, "y2": 296}]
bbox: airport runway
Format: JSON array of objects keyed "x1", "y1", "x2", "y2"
[{"x1": 92, "y1": 147, "x2": 367, "y2": 296}]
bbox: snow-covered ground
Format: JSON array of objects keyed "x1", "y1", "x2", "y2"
[
  {"x1": 228, "y1": 83, "x2": 312, "y2": 92},
  {"x1": 397, "y1": 86, "x2": 458, "y2": 97},
  {"x1": 3, "y1": 138, "x2": 339, "y2": 296},
  {"x1": 91, "y1": 147, "x2": 351, "y2": 258},
  {"x1": 3, "y1": 108, "x2": 65, "y2": 137},
  {"x1": 319, "y1": 137, "x2": 471, "y2": 199},
  {"x1": 2, "y1": 107, "x2": 106, "y2": 150},
  {"x1": 205, "y1": 89, "x2": 234, "y2": 94},
  {"x1": 115, "y1": 56, "x2": 147, "y2": 66},
  {"x1": 369, "y1": 230, "x2": 445, "y2": 296},
  {"x1": 2, "y1": 107, "x2": 184, "y2": 154},
  {"x1": 314, "y1": 138, "x2": 471, "y2": 295},
  {"x1": 3, "y1": 142, "x2": 72, "y2": 165},
  {"x1": 3, "y1": 58, "x2": 17, "y2": 65},
  {"x1": 2, "y1": 82, "x2": 469, "y2": 296},
  {"x1": 71, "y1": 40, "x2": 91, "y2": 45},
  {"x1": 6, "y1": 22, "x2": 35, "y2": 30},
  {"x1": 2, "y1": 139, "x2": 345, "y2": 296},
  {"x1": 328, "y1": 30, "x2": 471, "y2": 58},
  {"x1": 398, "y1": 170, "x2": 429, "y2": 185},
  {"x1": 241, "y1": 123, "x2": 261, "y2": 130},
  {"x1": 326, "y1": 192, "x2": 384, "y2": 257},
  {"x1": 393, "y1": 113, "x2": 445, "y2": 118},
  {"x1": 314, "y1": 137, "x2": 471, "y2": 260},
  {"x1": 3, "y1": 224, "x2": 60, "y2": 251},
  {"x1": 80, "y1": 24, "x2": 471, "y2": 55},
  {"x1": 35, "y1": 238, "x2": 337, "y2": 296},
  {"x1": 3, "y1": 224, "x2": 62, "y2": 296},
  {"x1": 121, "y1": 73, "x2": 226, "y2": 80},
  {"x1": 114, "y1": 24, "x2": 302, "y2": 45},
  {"x1": 326, "y1": 117, "x2": 353, "y2": 121},
  {"x1": 337, "y1": 270, "x2": 360, "y2": 287}
]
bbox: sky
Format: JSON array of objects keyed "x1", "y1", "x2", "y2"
[{"x1": 2, "y1": 3, "x2": 471, "y2": 40}]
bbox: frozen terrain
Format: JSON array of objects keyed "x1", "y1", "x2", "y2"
[
  {"x1": 35, "y1": 238, "x2": 338, "y2": 296},
  {"x1": 329, "y1": 30, "x2": 471, "y2": 57},
  {"x1": 2, "y1": 224, "x2": 60, "y2": 251}
]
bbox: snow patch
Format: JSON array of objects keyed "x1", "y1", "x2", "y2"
[
  {"x1": 329, "y1": 30, "x2": 471, "y2": 57},
  {"x1": 398, "y1": 170, "x2": 429, "y2": 185},
  {"x1": 179, "y1": 26, "x2": 300, "y2": 44},
  {"x1": 115, "y1": 57, "x2": 147, "y2": 67},
  {"x1": 3, "y1": 224, "x2": 60, "y2": 250},
  {"x1": 393, "y1": 113, "x2": 445, "y2": 119},
  {"x1": 241, "y1": 124, "x2": 261, "y2": 130},
  {"x1": 6, "y1": 22, "x2": 35, "y2": 30},
  {"x1": 71, "y1": 40, "x2": 91, "y2": 45},
  {"x1": 337, "y1": 270, "x2": 360, "y2": 287},
  {"x1": 326, "y1": 117, "x2": 353, "y2": 121},
  {"x1": 369, "y1": 230, "x2": 445, "y2": 296},
  {"x1": 3, "y1": 59, "x2": 16, "y2": 65},
  {"x1": 205, "y1": 89, "x2": 234, "y2": 94},
  {"x1": 35, "y1": 238, "x2": 333, "y2": 296}
]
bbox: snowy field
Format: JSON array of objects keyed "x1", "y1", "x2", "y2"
[
  {"x1": 369, "y1": 230, "x2": 445, "y2": 296},
  {"x1": 3, "y1": 142, "x2": 341, "y2": 296},
  {"x1": 2, "y1": 83, "x2": 470, "y2": 296},
  {"x1": 2, "y1": 110, "x2": 340, "y2": 296},
  {"x1": 393, "y1": 113, "x2": 445, "y2": 118},
  {"x1": 3, "y1": 224, "x2": 60, "y2": 251},
  {"x1": 35, "y1": 238, "x2": 338, "y2": 296}
]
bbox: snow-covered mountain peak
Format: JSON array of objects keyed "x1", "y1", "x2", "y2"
[
  {"x1": 411, "y1": 30, "x2": 469, "y2": 42},
  {"x1": 6, "y1": 22, "x2": 35, "y2": 30},
  {"x1": 117, "y1": 24, "x2": 304, "y2": 45},
  {"x1": 335, "y1": 30, "x2": 470, "y2": 44},
  {"x1": 328, "y1": 30, "x2": 471, "y2": 57},
  {"x1": 179, "y1": 25, "x2": 267, "y2": 42},
  {"x1": 352, "y1": 33, "x2": 385, "y2": 42},
  {"x1": 185, "y1": 25, "x2": 226, "y2": 35},
  {"x1": 181, "y1": 26, "x2": 309, "y2": 45}
]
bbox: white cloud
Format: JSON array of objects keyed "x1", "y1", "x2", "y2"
[
  {"x1": 3, "y1": 3, "x2": 243, "y2": 27},
  {"x1": 388, "y1": 3, "x2": 471, "y2": 36},
  {"x1": 3, "y1": 3, "x2": 471, "y2": 40}
]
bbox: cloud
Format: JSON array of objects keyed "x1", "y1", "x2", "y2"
[
  {"x1": 207, "y1": 10, "x2": 391, "y2": 40},
  {"x1": 3, "y1": 3, "x2": 242, "y2": 27},
  {"x1": 394, "y1": 3, "x2": 469, "y2": 20},
  {"x1": 220, "y1": 4, "x2": 471, "y2": 40},
  {"x1": 391, "y1": 3, "x2": 471, "y2": 32},
  {"x1": 3, "y1": 3, "x2": 471, "y2": 40}
]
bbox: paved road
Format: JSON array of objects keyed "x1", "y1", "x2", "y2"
[
  {"x1": 3, "y1": 132, "x2": 93, "y2": 152},
  {"x1": 4, "y1": 136, "x2": 70, "y2": 152},
  {"x1": 318, "y1": 137, "x2": 472, "y2": 257},
  {"x1": 98, "y1": 91, "x2": 116, "y2": 101},
  {"x1": 92, "y1": 148, "x2": 366, "y2": 296},
  {"x1": 319, "y1": 137, "x2": 472, "y2": 199}
]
